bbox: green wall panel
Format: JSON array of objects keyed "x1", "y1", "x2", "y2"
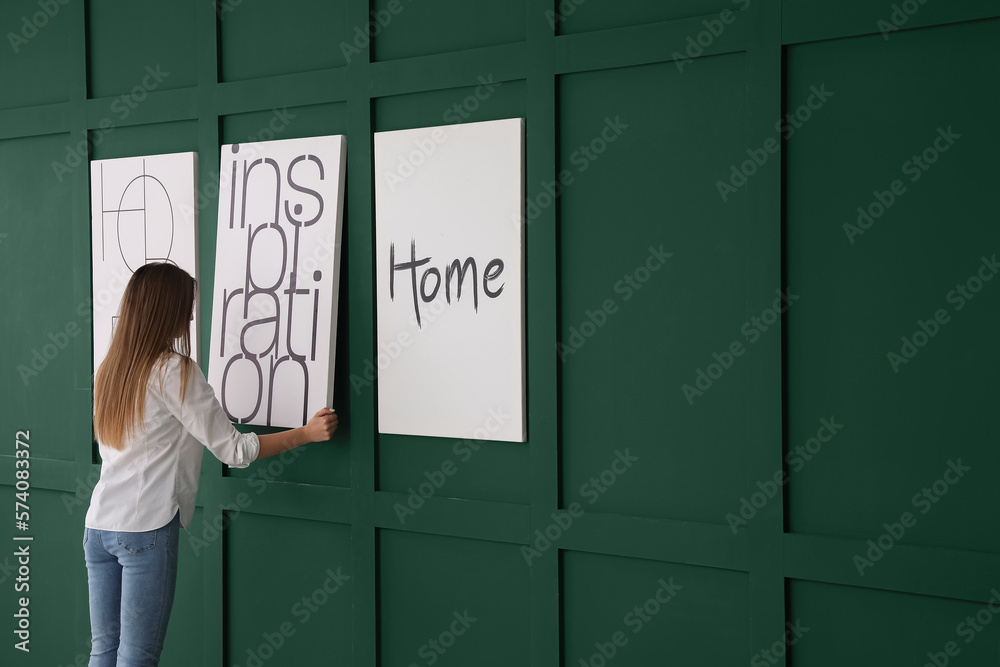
[
  {"x1": 782, "y1": 0, "x2": 1000, "y2": 44},
  {"x1": 558, "y1": 56, "x2": 749, "y2": 524},
  {"x1": 0, "y1": 133, "x2": 85, "y2": 462},
  {"x1": 219, "y1": 0, "x2": 349, "y2": 81},
  {"x1": 379, "y1": 530, "x2": 530, "y2": 666},
  {"x1": 226, "y1": 514, "x2": 352, "y2": 665},
  {"x1": 220, "y1": 103, "x2": 349, "y2": 144},
  {"x1": 373, "y1": 80, "x2": 526, "y2": 132},
  {"x1": 0, "y1": 0, "x2": 75, "y2": 109},
  {"x1": 160, "y1": 507, "x2": 207, "y2": 667},
  {"x1": 87, "y1": 0, "x2": 198, "y2": 98},
  {"x1": 558, "y1": 0, "x2": 730, "y2": 35},
  {"x1": 563, "y1": 551, "x2": 751, "y2": 665},
  {"x1": 371, "y1": 0, "x2": 525, "y2": 61},
  {"x1": 378, "y1": 436, "x2": 529, "y2": 504},
  {"x1": 790, "y1": 580, "x2": 1000, "y2": 666},
  {"x1": 785, "y1": 20, "x2": 1000, "y2": 554},
  {"x1": 88, "y1": 120, "x2": 199, "y2": 161},
  {"x1": 0, "y1": 2, "x2": 997, "y2": 666}
]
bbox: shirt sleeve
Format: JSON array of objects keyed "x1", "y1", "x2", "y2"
[{"x1": 154, "y1": 354, "x2": 260, "y2": 468}]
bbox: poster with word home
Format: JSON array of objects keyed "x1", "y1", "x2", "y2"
[
  {"x1": 374, "y1": 118, "x2": 526, "y2": 442},
  {"x1": 208, "y1": 135, "x2": 346, "y2": 427},
  {"x1": 90, "y1": 152, "x2": 199, "y2": 374}
]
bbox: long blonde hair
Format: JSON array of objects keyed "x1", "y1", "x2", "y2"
[{"x1": 94, "y1": 263, "x2": 196, "y2": 450}]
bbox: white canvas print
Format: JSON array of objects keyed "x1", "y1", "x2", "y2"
[
  {"x1": 90, "y1": 152, "x2": 199, "y2": 374},
  {"x1": 374, "y1": 117, "x2": 526, "y2": 442},
  {"x1": 208, "y1": 135, "x2": 346, "y2": 428}
]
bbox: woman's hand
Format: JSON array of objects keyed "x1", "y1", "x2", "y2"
[
  {"x1": 257, "y1": 408, "x2": 339, "y2": 459},
  {"x1": 304, "y1": 407, "x2": 338, "y2": 443}
]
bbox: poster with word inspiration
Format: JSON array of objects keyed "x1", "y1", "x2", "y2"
[{"x1": 208, "y1": 136, "x2": 346, "y2": 427}]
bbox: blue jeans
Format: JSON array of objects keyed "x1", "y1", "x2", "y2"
[{"x1": 83, "y1": 511, "x2": 180, "y2": 667}]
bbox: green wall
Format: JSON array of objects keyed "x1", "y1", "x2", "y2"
[{"x1": 1, "y1": 0, "x2": 998, "y2": 665}]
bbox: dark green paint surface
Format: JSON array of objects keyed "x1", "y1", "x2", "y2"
[{"x1": 0, "y1": 1, "x2": 997, "y2": 666}]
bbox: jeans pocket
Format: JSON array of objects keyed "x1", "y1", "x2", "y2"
[
  {"x1": 82, "y1": 528, "x2": 89, "y2": 547},
  {"x1": 117, "y1": 529, "x2": 157, "y2": 555}
]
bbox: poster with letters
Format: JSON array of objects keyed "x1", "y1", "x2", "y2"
[
  {"x1": 374, "y1": 118, "x2": 526, "y2": 442},
  {"x1": 207, "y1": 135, "x2": 346, "y2": 428},
  {"x1": 90, "y1": 152, "x2": 199, "y2": 374}
]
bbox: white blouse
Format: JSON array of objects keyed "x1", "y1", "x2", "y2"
[{"x1": 85, "y1": 353, "x2": 260, "y2": 532}]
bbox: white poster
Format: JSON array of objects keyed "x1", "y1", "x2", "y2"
[
  {"x1": 90, "y1": 152, "x2": 199, "y2": 373},
  {"x1": 374, "y1": 118, "x2": 526, "y2": 442},
  {"x1": 208, "y1": 135, "x2": 346, "y2": 428}
]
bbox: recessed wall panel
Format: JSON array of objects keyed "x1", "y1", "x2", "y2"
[
  {"x1": 87, "y1": 0, "x2": 197, "y2": 98},
  {"x1": 160, "y1": 506, "x2": 206, "y2": 665},
  {"x1": 558, "y1": 55, "x2": 749, "y2": 524},
  {"x1": 0, "y1": 0, "x2": 75, "y2": 109},
  {"x1": 227, "y1": 514, "x2": 352, "y2": 665},
  {"x1": 219, "y1": 0, "x2": 348, "y2": 81},
  {"x1": 785, "y1": 20, "x2": 1000, "y2": 554},
  {"x1": 789, "y1": 580, "x2": 1000, "y2": 666},
  {"x1": 1, "y1": 133, "x2": 84, "y2": 462},
  {"x1": 380, "y1": 530, "x2": 530, "y2": 666},
  {"x1": 557, "y1": 0, "x2": 729, "y2": 35},
  {"x1": 372, "y1": 0, "x2": 524, "y2": 61},
  {"x1": 563, "y1": 551, "x2": 751, "y2": 665}
]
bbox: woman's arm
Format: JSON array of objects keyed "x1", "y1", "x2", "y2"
[{"x1": 256, "y1": 408, "x2": 338, "y2": 459}]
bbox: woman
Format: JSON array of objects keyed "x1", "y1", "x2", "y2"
[{"x1": 83, "y1": 262, "x2": 338, "y2": 666}]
